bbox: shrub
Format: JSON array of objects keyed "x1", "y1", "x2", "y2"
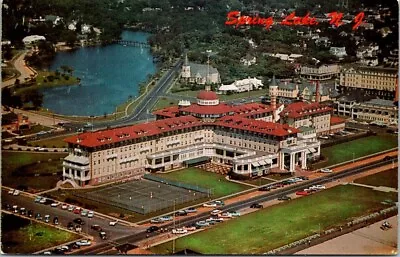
[{"x1": 17, "y1": 147, "x2": 22, "y2": 151}]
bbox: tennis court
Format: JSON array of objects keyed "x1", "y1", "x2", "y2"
[{"x1": 77, "y1": 179, "x2": 207, "y2": 214}]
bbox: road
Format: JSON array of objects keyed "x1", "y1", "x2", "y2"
[
  {"x1": 2, "y1": 50, "x2": 36, "y2": 88},
  {"x1": 75, "y1": 157, "x2": 398, "y2": 254},
  {"x1": 1, "y1": 190, "x2": 144, "y2": 243}
]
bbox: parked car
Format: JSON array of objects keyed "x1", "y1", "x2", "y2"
[
  {"x1": 61, "y1": 204, "x2": 68, "y2": 210},
  {"x1": 296, "y1": 191, "x2": 309, "y2": 196},
  {"x1": 183, "y1": 226, "x2": 197, "y2": 231},
  {"x1": 51, "y1": 202, "x2": 60, "y2": 207},
  {"x1": 214, "y1": 200, "x2": 225, "y2": 206},
  {"x1": 277, "y1": 196, "x2": 291, "y2": 201},
  {"x1": 73, "y1": 218, "x2": 85, "y2": 225},
  {"x1": 175, "y1": 210, "x2": 187, "y2": 216},
  {"x1": 146, "y1": 226, "x2": 159, "y2": 233},
  {"x1": 229, "y1": 211, "x2": 241, "y2": 217},
  {"x1": 91, "y1": 225, "x2": 103, "y2": 231},
  {"x1": 172, "y1": 228, "x2": 188, "y2": 234},
  {"x1": 13, "y1": 190, "x2": 20, "y2": 196},
  {"x1": 12, "y1": 205, "x2": 18, "y2": 213},
  {"x1": 318, "y1": 136, "x2": 329, "y2": 140},
  {"x1": 185, "y1": 207, "x2": 197, "y2": 213},
  {"x1": 8, "y1": 189, "x2": 14, "y2": 195},
  {"x1": 68, "y1": 205, "x2": 75, "y2": 211},
  {"x1": 81, "y1": 210, "x2": 88, "y2": 217},
  {"x1": 150, "y1": 218, "x2": 164, "y2": 224},
  {"x1": 75, "y1": 225, "x2": 82, "y2": 232},
  {"x1": 34, "y1": 196, "x2": 42, "y2": 203},
  {"x1": 320, "y1": 168, "x2": 332, "y2": 173},
  {"x1": 314, "y1": 185, "x2": 326, "y2": 190},
  {"x1": 28, "y1": 210, "x2": 34, "y2": 217},
  {"x1": 207, "y1": 217, "x2": 224, "y2": 223},
  {"x1": 73, "y1": 207, "x2": 82, "y2": 214},
  {"x1": 76, "y1": 240, "x2": 91, "y2": 246},
  {"x1": 219, "y1": 212, "x2": 232, "y2": 218},
  {"x1": 259, "y1": 186, "x2": 271, "y2": 191},
  {"x1": 36, "y1": 213, "x2": 42, "y2": 220},
  {"x1": 99, "y1": 231, "x2": 107, "y2": 240},
  {"x1": 160, "y1": 215, "x2": 173, "y2": 221},
  {"x1": 87, "y1": 211, "x2": 94, "y2": 218},
  {"x1": 250, "y1": 203, "x2": 263, "y2": 209},
  {"x1": 20, "y1": 207, "x2": 27, "y2": 215},
  {"x1": 210, "y1": 209, "x2": 222, "y2": 216},
  {"x1": 203, "y1": 202, "x2": 217, "y2": 208},
  {"x1": 53, "y1": 217, "x2": 59, "y2": 225},
  {"x1": 195, "y1": 221, "x2": 210, "y2": 227},
  {"x1": 44, "y1": 215, "x2": 50, "y2": 223},
  {"x1": 67, "y1": 222, "x2": 74, "y2": 230},
  {"x1": 109, "y1": 220, "x2": 118, "y2": 226}
]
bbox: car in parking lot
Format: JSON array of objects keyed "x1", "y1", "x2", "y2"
[
  {"x1": 87, "y1": 211, "x2": 94, "y2": 218},
  {"x1": 39, "y1": 198, "x2": 47, "y2": 204},
  {"x1": 277, "y1": 196, "x2": 291, "y2": 201},
  {"x1": 214, "y1": 200, "x2": 224, "y2": 206},
  {"x1": 203, "y1": 202, "x2": 217, "y2": 208},
  {"x1": 318, "y1": 135, "x2": 329, "y2": 140},
  {"x1": 99, "y1": 231, "x2": 107, "y2": 240},
  {"x1": 12, "y1": 205, "x2": 18, "y2": 213},
  {"x1": 183, "y1": 226, "x2": 197, "y2": 231},
  {"x1": 44, "y1": 215, "x2": 50, "y2": 223},
  {"x1": 109, "y1": 220, "x2": 118, "y2": 226},
  {"x1": 81, "y1": 210, "x2": 88, "y2": 217},
  {"x1": 172, "y1": 228, "x2": 188, "y2": 234},
  {"x1": 75, "y1": 225, "x2": 82, "y2": 232},
  {"x1": 61, "y1": 204, "x2": 68, "y2": 210},
  {"x1": 228, "y1": 211, "x2": 241, "y2": 217},
  {"x1": 53, "y1": 217, "x2": 59, "y2": 225},
  {"x1": 73, "y1": 218, "x2": 85, "y2": 225},
  {"x1": 36, "y1": 213, "x2": 42, "y2": 220},
  {"x1": 34, "y1": 196, "x2": 42, "y2": 203},
  {"x1": 207, "y1": 217, "x2": 224, "y2": 223},
  {"x1": 68, "y1": 205, "x2": 75, "y2": 211},
  {"x1": 51, "y1": 202, "x2": 60, "y2": 207},
  {"x1": 146, "y1": 226, "x2": 159, "y2": 233},
  {"x1": 28, "y1": 210, "x2": 34, "y2": 217},
  {"x1": 67, "y1": 222, "x2": 74, "y2": 230},
  {"x1": 185, "y1": 207, "x2": 197, "y2": 213},
  {"x1": 20, "y1": 207, "x2": 26, "y2": 215},
  {"x1": 250, "y1": 203, "x2": 263, "y2": 209},
  {"x1": 73, "y1": 207, "x2": 82, "y2": 214},
  {"x1": 91, "y1": 224, "x2": 103, "y2": 231},
  {"x1": 314, "y1": 185, "x2": 326, "y2": 190},
  {"x1": 12, "y1": 190, "x2": 20, "y2": 196},
  {"x1": 218, "y1": 212, "x2": 232, "y2": 218},
  {"x1": 76, "y1": 240, "x2": 91, "y2": 246}
]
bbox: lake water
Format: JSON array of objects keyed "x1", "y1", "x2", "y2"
[{"x1": 41, "y1": 31, "x2": 156, "y2": 116}]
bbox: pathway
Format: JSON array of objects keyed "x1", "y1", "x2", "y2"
[
  {"x1": 349, "y1": 182, "x2": 398, "y2": 193},
  {"x1": 1, "y1": 50, "x2": 37, "y2": 88}
]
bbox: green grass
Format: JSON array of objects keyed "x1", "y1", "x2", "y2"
[
  {"x1": 151, "y1": 185, "x2": 397, "y2": 255},
  {"x1": 15, "y1": 71, "x2": 80, "y2": 95},
  {"x1": 28, "y1": 135, "x2": 69, "y2": 148},
  {"x1": 2, "y1": 214, "x2": 81, "y2": 254},
  {"x1": 239, "y1": 178, "x2": 276, "y2": 186},
  {"x1": 152, "y1": 97, "x2": 179, "y2": 111},
  {"x1": 354, "y1": 168, "x2": 398, "y2": 189},
  {"x1": 154, "y1": 168, "x2": 251, "y2": 198},
  {"x1": 319, "y1": 134, "x2": 398, "y2": 167},
  {"x1": 2, "y1": 152, "x2": 67, "y2": 192}
]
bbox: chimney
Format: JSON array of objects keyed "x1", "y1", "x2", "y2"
[
  {"x1": 315, "y1": 80, "x2": 320, "y2": 103},
  {"x1": 395, "y1": 77, "x2": 398, "y2": 103}
]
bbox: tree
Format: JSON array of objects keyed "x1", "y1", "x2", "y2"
[{"x1": 24, "y1": 89, "x2": 43, "y2": 109}]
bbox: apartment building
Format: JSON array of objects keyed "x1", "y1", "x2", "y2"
[
  {"x1": 339, "y1": 66, "x2": 398, "y2": 100},
  {"x1": 63, "y1": 90, "x2": 319, "y2": 186},
  {"x1": 352, "y1": 99, "x2": 398, "y2": 125},
  {"x1": 299, "y1": 64, "x2": 340, "y2": 81}
]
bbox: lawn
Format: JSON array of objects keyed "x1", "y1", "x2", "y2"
[
  {"x1": 354, "y1": 168, "x2": 398, "y2": 189},
  {"x1": 152, "y1": 97, "x2": 178, "y2": 111},
  {"x1": 151, "y1": 185, "x2": 397, "y2": 255},
  {"x1": 155, "y1": 168, "x2": 251, "y2": 198},
  {"x1": 28, "y1": 135, "x2": 69, "y2": 148},
  {"x1": 2, "y1": 152, "x2": 67, "y2": 192},
  {"x1": 319, "y1": 134, "x2": 398, "y2": 168},
  {"x1": 2, "y1": 214, "x2": 81, "y2": 254}
]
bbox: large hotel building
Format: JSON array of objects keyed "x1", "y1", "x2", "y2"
[{"x1": 63, "y1": 84, "x2": 344, "y2": 187}]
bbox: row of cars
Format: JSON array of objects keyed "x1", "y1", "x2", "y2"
[
  {"x1": 43, "y1": 240, "x2": 92, "y2": 255},
  {"x1": 34, "y1": 196, "x2": 95, "y2": 218},
  {"x1": 258, "y1": 176, "x2": 309, "y2": 192},
  {"x1": 296, "y1": 185, "x2": 326, "y2": 196}
]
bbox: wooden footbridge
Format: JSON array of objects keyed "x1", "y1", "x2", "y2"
[{"x1": 113, "y1": 40, "x2": 150, "y2": 48}]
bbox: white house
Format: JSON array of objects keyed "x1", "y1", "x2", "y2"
[
  {"x1": 219, "y1": 77, "x2": 263, "y2": 93},
  {"x1": 329, "y1": 47, "x2": 347, "y2": 59},
  {"x1": 22, "y1": 35, "x2": 46, "y2": 45},
  {"x1": 240, "y1": 56, "x2": 256, "y2": 66}
]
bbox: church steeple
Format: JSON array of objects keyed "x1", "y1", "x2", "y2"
[{"x1": 184, "y1": 53, "x2": 189, "y2": 66}]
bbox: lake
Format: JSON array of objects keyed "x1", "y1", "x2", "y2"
[{"x1": 41, "y1": 31, "x2": 156, "y2": 116}]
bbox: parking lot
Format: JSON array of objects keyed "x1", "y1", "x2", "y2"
[{"x1": 77, "y1": 179, "x2": 208, "y2": 215}]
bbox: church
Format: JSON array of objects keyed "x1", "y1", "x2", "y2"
[{"x1": 180, "y1": 54, "x2": 221, "y2": 85}]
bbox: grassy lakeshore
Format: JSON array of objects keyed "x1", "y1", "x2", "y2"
[{"x1": 15, "y1": 71, "x2": 80, "y2": 95}]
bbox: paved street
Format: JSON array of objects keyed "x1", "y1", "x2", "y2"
[{"x1": 2, "y1": 50, "x2": 36, "y2": 88}]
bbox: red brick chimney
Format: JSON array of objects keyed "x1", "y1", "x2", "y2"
[{"x1": 315, "y1": 80, "x2": 320, "y2": 103}]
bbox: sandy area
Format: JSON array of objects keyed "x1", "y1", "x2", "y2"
[{"x1": 296, "y1": 215, "x2": 398, "y2": 255}]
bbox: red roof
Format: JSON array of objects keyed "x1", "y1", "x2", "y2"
[
  {"x1": 65, "y1": 114, "x2": 299, "y2": 148},
  {"x1": 282, "y1": 101, "x2": 332, "y2": 119},
  {"x1": 181, "y1": 103, "x2": 233, "y2": 115},
  {"x1": 215, "y1": 116, "x2": 299, "y2": 137},
  {"x1": 153, "y1": 106, "x2": 180, "y2": 118},
  {"x1": 330, "y1": 116, "x2": 346, "y2": 125},
  {"x1": 197, "y1": 90, "x2": 218, "y2": 100},
  {"x1": 64, "y1": 116, "x2": 203, "y2": 148}
]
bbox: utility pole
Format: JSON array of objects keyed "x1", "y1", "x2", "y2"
[{"x1": 172, "y1": 199, "x2": 176, "y2": 254}]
